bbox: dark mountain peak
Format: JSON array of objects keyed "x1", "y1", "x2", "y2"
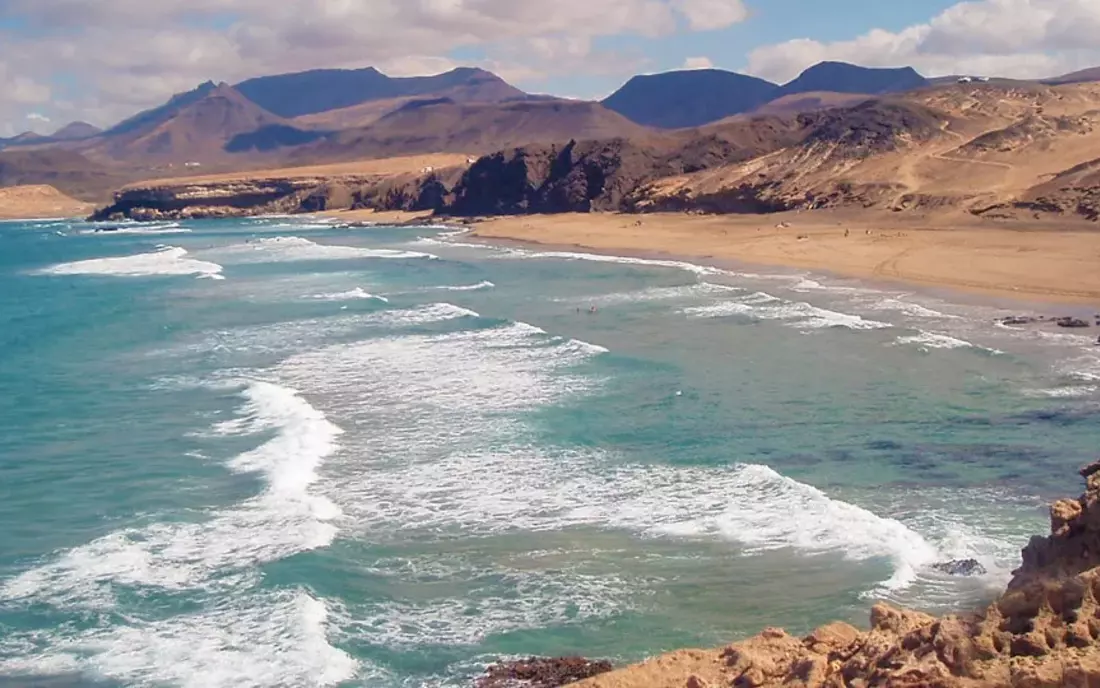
[
  {"x1": 234, "y1": 65, "x2": 526, "y2": 119},
  {"x1": 602, "y1": 69, "x2": 779, "y2": 129},
  {"x1": 51, "y1": 121, "x2": 102, "y2": 140},
  {"x1": 779, "y1": 62, "x2": 928, "y2": 96}
]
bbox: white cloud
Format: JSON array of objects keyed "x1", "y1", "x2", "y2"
[
  {"x1": 672, "y1": 0, "x2": 748, "y2": 31},
  {"x1": 683, "y1": 56, "x2": 715, "y2": 70},
  {"x1": 0, "y1": 0, "x2": 750, "y2": 130},
  {"x1": 746, "y1": 0, "x2": 1100, "y2": 83},
  {"x1": 26, "y1": 112, "x2": 50, "y2": 122}
]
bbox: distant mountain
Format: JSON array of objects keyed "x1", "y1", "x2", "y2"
[
  {"x1": 776, "y1": 62, "x2": 928, "y2": 97},
  {"x1": 295, "y1": 98, "x2": 654, "y2": 162},
  {"x1": 603, "y1": 62, "x2": 931, "y2": 129},
  {"x1": 1042, "y1": 66, "x2": 1100, "y2": 85},
  {"x1": 601, "y1": 69, "x2": 779, "y2": 129},
  {"x1": 96, "y1": 82, "x2": 299, "y2": 160},
  {"x1": 235, "y1": 66, "x2": 527, "y2": 119},
  {"x1": 51, "y1": 121, "x2": 102, "y2": 140}
]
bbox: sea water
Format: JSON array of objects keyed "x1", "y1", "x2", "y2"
[{"x1": 1, "y1": 216, "x2": 1098, "y2": 687}]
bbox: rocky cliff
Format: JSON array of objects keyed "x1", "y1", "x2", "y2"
[
  {"x1": 88, "y1": 157, "x2": 468, "y2": 221},
  {"x1": 557, "y1": 461, "x2": 1100, "y2": 688}
]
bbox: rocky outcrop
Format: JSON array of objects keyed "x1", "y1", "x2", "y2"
[
  {"x1": 88, "y1": 169, "x2": 452, "y2": 221},
  {"x1": 569, "y1": 461, "x2": 1100, "y2": 688},
  {"x1": 476, "y1": 657, "x2": 613, "y2": 687}
]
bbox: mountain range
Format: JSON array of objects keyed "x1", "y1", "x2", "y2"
[{"x1": 4, "y1": 60, "x2": 1100, "y2": 204}]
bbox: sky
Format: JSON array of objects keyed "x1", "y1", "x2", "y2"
[{"x1": 2, "y1": 0, "x2": 1100, "y2": 136}]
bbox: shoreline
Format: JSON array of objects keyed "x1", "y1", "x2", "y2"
[{"x1": 320, "y1": 208, "x2": 1100, "y2": 310}]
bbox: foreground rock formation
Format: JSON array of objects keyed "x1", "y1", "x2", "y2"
[{"x1": 562, "y1": 461, "x2": 1100, "y2": 688}]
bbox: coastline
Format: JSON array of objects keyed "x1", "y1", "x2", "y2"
[{"x1": 320, "y1": 208, "x2": 1100, "y2": 308}]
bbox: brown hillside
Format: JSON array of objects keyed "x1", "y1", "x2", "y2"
[
  {"x1": 294, "y1": 99, "x2": 656, "y2": 163},
  {"x1": 750, "y1": 91, "x2": 874, "y2": 116},
  {"x1": 0, "y1": 184, "x2": 92, "y2": 219},
  {"x1": 0, "y1": 149, "x2": 123, "y2": 201},
  {"x1": 620, "y1": 82, "x2": 1100, "y2": 220},
  {"x1": 94, "y1": 83, "x2": 288, "y2": 161}
]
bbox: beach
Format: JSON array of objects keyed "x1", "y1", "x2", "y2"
[{"x1": 321, "y1": 209, "x2": 1100, "y2": 306}]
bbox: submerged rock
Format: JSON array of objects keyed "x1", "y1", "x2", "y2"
[
  {"x1": 1055, "y1": 316, "x2": 1090, "y2": 328},
  {"x1": 1000, "y1": 315, "x2": 1041, "y2": 326},
  {"x1": 932, "y1": 558, "x2": 987, "y2": 576},
  {"x1": 475, "y1": 657, "x2": 613, "y2": 687}
]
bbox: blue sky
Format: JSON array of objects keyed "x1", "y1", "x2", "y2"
[{"x1": 1, "y1": 0, "x2": 1098, "y2": 134}]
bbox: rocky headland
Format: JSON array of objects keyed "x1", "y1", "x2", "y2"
[{"x1": 481, "y1": 461, "x2": 1100, "y2": 687}]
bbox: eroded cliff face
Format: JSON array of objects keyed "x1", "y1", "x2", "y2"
[
  {"x1": 562, "y1": 461, "x2": 1100, "y2": 688},
  {"x1": 89, "y1": 175, "x2": 375, "y2": 221}
]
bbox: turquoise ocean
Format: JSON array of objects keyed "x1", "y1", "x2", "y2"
[{"x1": 1, "y1": 216, "x2": 1099, "y2": 687}]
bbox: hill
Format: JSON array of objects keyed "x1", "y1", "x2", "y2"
[
  {"x1": 235, "y1": 66, "x2": 526, "y2": 119},
  {"x1": 601, "y1": 69, "x2": 779, "y2": 129},
  {"x1": 294, "y1": 98, "x2": 655, "y2": 162},
  {"x1": 51, "y1": 122, "x2": 102, "y2": 140},
  {"x1": 775, "y1": 61, "x2": 929, "y2": 97},
  {"x1": 0, "y1": 184, "x2": 92, "y2": 219},
  {"x1": 1043, "y1": 66, "x2": 1100, "y2": 85},
  {"x1": 92, "y1": 82, "x2": 300, "y2": 160},
  {"x1": 602, "y1": 61, "x2": 930, "y2": 129},
  {"x1": 0, "y1": 149, "x2": 121, "y2": 201}
]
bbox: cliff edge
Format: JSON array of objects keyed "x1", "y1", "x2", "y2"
[{"x1": 564, "y1": 461, "x2": 1100, "y2": 688}]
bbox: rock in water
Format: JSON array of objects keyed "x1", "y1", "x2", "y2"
[
  {"x1": 931, "y1": 558, "x2": 987, "y2": 576},
  {"x1": 476, "y1": 657, "x2": 613, "y2": 687},
  {"x1": 1055, "y1": 316, "x2": 1090, "y2": 328}
]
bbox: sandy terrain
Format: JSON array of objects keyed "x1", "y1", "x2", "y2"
[
  {"x1": 0, "y1": 185, "x2": 92, "y2": 219},
  {"x1": 463, "y1": 211, "x2": 1100, "y2": 305},
  {"x1": 123, "y1": 154, "x2": 471, "y2": 189},
  {"x1": 314, "y1": 208, "x2": 1100, "y2": 304}
]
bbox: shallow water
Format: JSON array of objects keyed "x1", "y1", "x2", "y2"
[{"x1": 1, "y1": 216, "x2": 1098, "y2": 687}]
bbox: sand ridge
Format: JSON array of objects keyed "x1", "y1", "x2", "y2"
[{"x1": 0, "y1": 185, "x2": 92, "y2": 220}]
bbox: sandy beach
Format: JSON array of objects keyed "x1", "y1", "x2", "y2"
[{"x1": 319, "y1": 208, "x2": 1100, "y2": 306}]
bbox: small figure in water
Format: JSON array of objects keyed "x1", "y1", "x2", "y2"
[{"x1": 589, "y1": 306, "x2": 597, "y2": 314}]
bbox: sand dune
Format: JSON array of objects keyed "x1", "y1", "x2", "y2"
[{"x1": 0, "y1": 185, "x2": 92, "y2": 220}]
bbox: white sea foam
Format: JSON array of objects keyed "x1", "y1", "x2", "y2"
[
  {"x1": 895, "y1": 331, "x2": 976, "y2": 350},
  {"x1": 494, "y1": 246, "x2": 731, "y2": 277},
  {"x1": 0, "y1": 590, "x2": 359, "y2": 688},
  {"x1": 330, "y1": 568, "x2": 629, "y2": 650},
  {"x1": 685, "y1": 293, "x2": 891, "y2": 331},
  {"x1": 38, "y1": 246, "x2": 224, "y2": 280},
  {"x1": 202, "y1": 236, "x2": 435, "y2": 263},
  {"x1": 311, "y1": 287, "x2": 389, "y2": 302},
  {"x1": 433, "y1": 280, "x2": 495, "y2": 292},
  {"x1": 560, "y1": 282, "x2": 739, "y2": 306},
  {"x1": 868, "y1": 297, "x2": 959, "y2": 320},
  {"x1": 1, "y1": 380, "x2": 342, "y2": 606},
  {"x1": 78, "y1": 223, "x2": 190, "y2": 236},
  {"x1": 264, "y1": 317, "x2": 934, "y2": 594},
  {"x1": 1022, "y1": 385, "x2": 1099, "y2": 398}
]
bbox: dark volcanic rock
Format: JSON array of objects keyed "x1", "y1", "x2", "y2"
[
  {"x1": 932, "y1": 558, "x2": 988, "y2": 576},
  {"x1": 475, "y1": 657, "x2": 613, "y2": 688},
  {"x1": 1056, "y1": 316, "x2": 1090, "y2": 328}
]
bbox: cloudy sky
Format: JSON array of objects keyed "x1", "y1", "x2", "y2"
[{"x1": 2, "y1": 0, "x2": 1099, "y2": 136}]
